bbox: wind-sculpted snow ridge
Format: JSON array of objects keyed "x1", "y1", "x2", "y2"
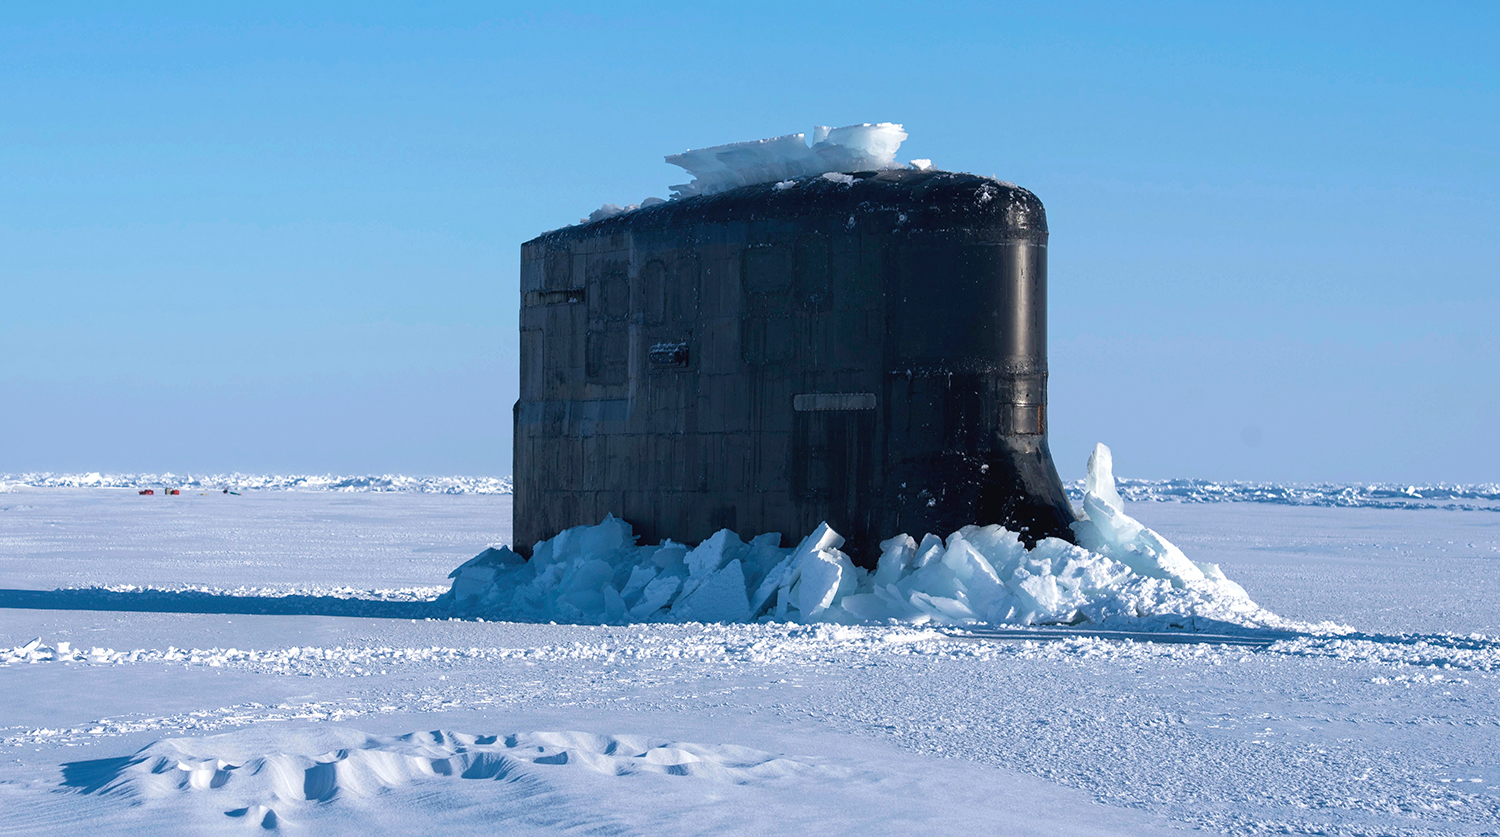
[
  {"x1": 1071, "y1": 477, "x2": 1500, "y2": 511},
  {"x1": 0, "y1": 472, "x2": 513, "y2": 494},
  {"x1": 447, "y1": 444, "x2": 1328, "y2": 633},
  {"x1": 60, "y1": 727, "x2": 815, "y2": 831}
]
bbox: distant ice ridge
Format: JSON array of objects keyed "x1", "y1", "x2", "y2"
[
  {"x1": 1071, "y1": 478, "x2": 1500, "y2": 511},
  {"x1": 446, "y1": 444, "x2": 1298, "y2": 631},
  {"x1": 0, "y1": 473, "x2": 513, "y2": 494},
  {"x1": 7, "y1": 472, "x2": 1493, "y2": 508},
  {"x1": 665, "y1": 123, "x2": 912, "y2": 198}
]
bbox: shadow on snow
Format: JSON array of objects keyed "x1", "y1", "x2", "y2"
[{"x1": 0, "y1": 587, "x2": 446, "y2": 620}]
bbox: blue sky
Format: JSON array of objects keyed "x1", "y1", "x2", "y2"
[{"x1": 2, "y1": 2, "x2": 1496, "y2": 482}]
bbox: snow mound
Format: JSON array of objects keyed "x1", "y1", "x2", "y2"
[
  {"x1": 446, "y1": 444, "x2": 1284, "y2": 631},
  {"x1": 63, "y1": 726, "x2": 813, "y2": 829},
  {"x1": 666, "y1": 123, "x2": 910, "y2": 198}
]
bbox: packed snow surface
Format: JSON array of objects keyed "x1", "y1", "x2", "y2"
[
  {"x1": 447, "y1": 445, "x2": 1305, "y2": 632},
  {"x1": 665, "y1": 122, "x2": 910, "y2": 197}
]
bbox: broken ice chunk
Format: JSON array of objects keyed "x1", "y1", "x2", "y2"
[
  {"x1": 447, "y1": 545, "x2": 525, "y2": 604},
  {"x1": 796, "y1": 552, "x2": 843, "y2": 620},
  {"x1": 586, "y1": 203, "x2": 632, "y2": 223},
  {"x1": 873, "y1": 534, "x2": 916, "y2": 587},
  {"x1": 748, "y1": 554, "x2": 795, "y2": 618},
  {"x1": 620, "y1": 565, "x2": 658, "y2": 602},
  {"x1": 666, "y1": 123, "x2": 908, "y2": 197},
  {"x1": 1071, "y1": 443, "x2": 1205, "y2": 587},
  {"x1": 1084, "y1": 443, "x2": 1125, "y2": 513},
  {"x1": 686, "y1": 529, "x2": 747, "y2": 580},
  {"x1": 628, "y1": 575, "x2": 682, "y2": 621},
  {"x1": 673, "y1": 559, "x2": 751, "y2": 623},
  {"x1": 911, "y1": 533, "x2": 944, "y2": 569}
]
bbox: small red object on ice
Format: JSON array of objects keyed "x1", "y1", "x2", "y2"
[
  {"x1": 169, "y1": 489, "x2": 180, "y2": 495},
  {"x1": 139, "y1": 489, "x2": 154, "y2": 495}
]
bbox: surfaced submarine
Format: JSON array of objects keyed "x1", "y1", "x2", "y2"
[{"x1": 514, "y1": 168, "x2": 1077, "y2": 564}]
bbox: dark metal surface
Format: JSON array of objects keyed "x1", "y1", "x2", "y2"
[{"x1": 515, "y1": 169, "x2": 1077, "y2": 564}]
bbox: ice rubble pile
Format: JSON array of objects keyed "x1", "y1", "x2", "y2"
[
  {"x1": 665, "y1": 123, "x2": 911, "y2": 198},
  {"x1": 446, "y1": 445, "x2": 1279, "y2": 629},
  {"x1": 2, "y1": 638, "x2": 118, "y2": 665}
]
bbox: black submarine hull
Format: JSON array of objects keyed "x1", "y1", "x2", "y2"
[{"x1": 516, "y1": 169, "x2": 1076, "y2": 563}]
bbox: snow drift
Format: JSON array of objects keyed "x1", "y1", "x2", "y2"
[
  {"x1": 445, "y1": 445, "x2": 1280, "y2": 630},
  {"x1": 64, "y1": 727, "x2": 812, "y2": 830}
]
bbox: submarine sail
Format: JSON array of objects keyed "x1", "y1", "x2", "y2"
[{"x1": 515, "y1": 168, "x2": 1076, "y2": 562}]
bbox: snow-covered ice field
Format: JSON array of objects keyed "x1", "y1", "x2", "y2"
[{"x1": 2, "y1": 487, "x2": 1499, "y2": 835}]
